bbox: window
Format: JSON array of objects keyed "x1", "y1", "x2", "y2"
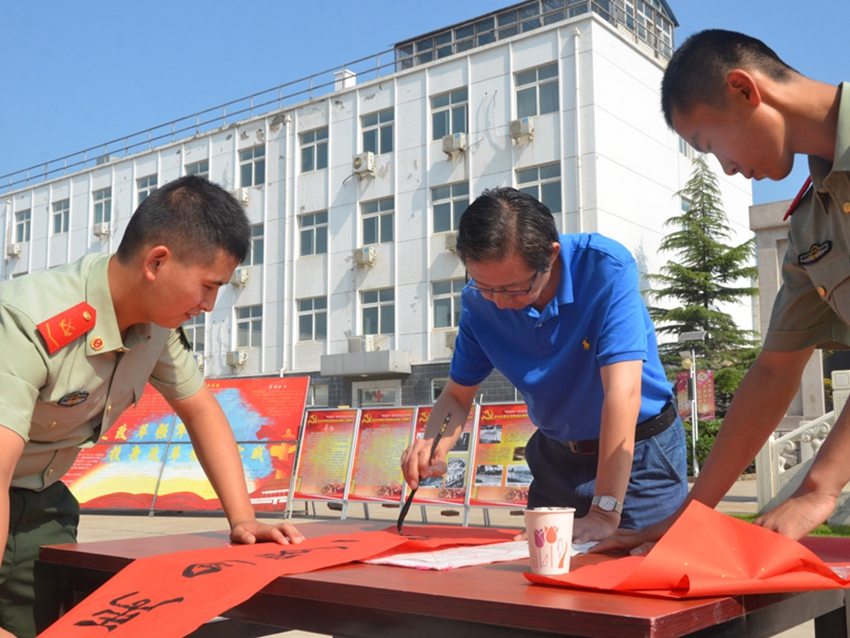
[
  {"x1": 186, "y1": 160, "x2": 209, "y2": 178},
  {"x1": 300, "y1": 127, "x2": 328, "y2": 172},
  {"x1": 236, "y1": 305, "x2": 262, "y2": 348},
  {"x1": 431, "y1": 378, "x2": 448, "y2": 402},
  {"x1": 352, "y1": 380, "x2": 401, "y2": 407},
  {"x1": 183, "y1": 314, "x2": 205, "y2": 353},
  {"x1": 241, "y1": 224, "x2": 264, "y2": 266},
  {"x1": 15, "y1": 210, "x2": 31, "y2": 243},
  {"x1": 681, "y1": 196, "x2": 692, "y2": 213},
  {"x1": 517, "y1": 163, "x2": 561, "y2": 216},
  {"x1": 93, "y1": 188, "x2": 112, "y2": 224},
  {"x1": 678, "y1": 136, "x2": 695, "y2": 159},
  {"x1": 300, "y1": 211, "x2": 328, "y2": 256},
  {"x1": 52, "y1": 199, "x2": 70, "y2": 235},
  {"x1": 306, "y1": 384, "x2": 329, "y2": 407},
  {"x1": 298, "y1": 297, "x2": 328, "y2": 342},
  {"x1": 137, "y1": 175, "x2": 157, "y2": 204},
  {"x1": 240, "y1": 146, "x2": 266, "y2": 187},
  {"x1": 432, "y1": 88, "x2": 468, "y2": 140},
  {"x1": 516, "y1": 62, "x2": 559, "y2": 118},
  {"x1": 361, "y1": 288, "x2": 394, "y2": 335},
  {"x1": 433, "y1": 279, "x2": 464, "y2": 329},
  {"x1": 362, "y1": 108, "x2": 393, "y2": 155},
  {"x1": 362, "y1": 197, "x2": 394, "y2": 245},
  {"x1": 432, "y1": 183, "x2": 469, "y2": 233}
]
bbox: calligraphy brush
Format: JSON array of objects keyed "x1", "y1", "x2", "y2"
[{"x1": 397, "y1": 411, "x2": 452, "y2": 535}]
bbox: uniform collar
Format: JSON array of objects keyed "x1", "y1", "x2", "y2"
[
  {"x1": 524, "y1": 237, "x2": 574, "y2": 322},
  {"x1": 810, "y1": 82, "x2": 850, "y2": 190},
  {"x1": 84, "y1": 254, "x2": 151, "y2": 355}
]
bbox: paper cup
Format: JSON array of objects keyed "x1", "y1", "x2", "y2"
[{"x1": 524, "y1": 507, "x2": 575, "y2": 575}]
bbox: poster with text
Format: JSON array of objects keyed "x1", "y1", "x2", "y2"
[
  {"x1": 64, "y1": 387, "x2": 177, "y2": 509},
  {"x1": 676, "y1": 370, "x2": 716, "y2": 421},
  {"x1": 468, "y1": 403, "x2": 536, "y2": 508},
  {"x1": 409, "y1": 406, "x2": 475, "y2": 506},
  {"x1": 66, "y1": 378, "x2": 308, "y2": 512},
  {"x1": 292, "y1": 409, "x2": 358, "y2": 502},
  {"x1": 348, "y1": 407, "x2": 416, "y2": 503},
  {"x1": 153, "y1": 377, "x2": 308, "y2": 512}
]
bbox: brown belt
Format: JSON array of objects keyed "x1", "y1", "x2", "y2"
[{"x1": 559, "y1": 401, "x2": 677, "y2": 455}]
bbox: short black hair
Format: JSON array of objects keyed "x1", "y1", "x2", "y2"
[
  {"x1": 456, "y1": 187, "x2": 558, "y2": 272},
  {"x1": 661, "y1": 29, "x2": 797, "y2": 128},
  {"x1": 116, "y1": 175, "x2": 251, "y2": 265}
]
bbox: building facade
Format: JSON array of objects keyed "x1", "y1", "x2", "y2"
[{"x1": 0, "y1": 0, "x2": 754, "y2": 409}]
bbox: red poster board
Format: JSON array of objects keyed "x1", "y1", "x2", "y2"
[
  {"x1": 348, "y1": 407, "x2": 416, "y2": 503},
  {"x1": 468, "y1": 403, "x2": 536, "y2": 508},
  {"x1": 66, "y1": 378, "x2": 308, "y2": 512},
  {"x1": 409, "y1": 406, "x2": 475, "y2": 506},
  {"x1": 64, "y1": 388, "x2": 177, "y2": 509},
  {"x1": 154, "y1": 378, "x2": 308, "y2": 512},
  {"x1": 676, "y1": 370, "x2": 716, "y2": 421},
  {"x1": 293, "y1": 409, "x2": 358, "y2": 501}
]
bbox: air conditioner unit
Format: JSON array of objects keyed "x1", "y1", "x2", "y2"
[
  {"x1": 347, "y1": 334, "x2": 387, "y2": 353},
  {"x1": 444, "y1": 232, "x2": 458, "y2": 252},
  {"x1": 92, "y1": 222, "x2": 111, "y2": 238},
  {"x1": 509, "y1": 117, "x2": 534, "y2": 144},
  {"x1": 192, "y1": 352, "x2": 205, "y2": 370},
  {"x1": 229, "y1": 266, "x2": 250, "y2": 287},
  {"x1": 230, "y1": 188, "x2": 250, "y2": 207},
  {"x1": 352, "y1": 151, "x2": 375, "y2": 178},
  {"x1": 347, "y1": 335, "x2": 366, "y2": 353},
  {"x1": 442, "y1": 132, "x2": 466, "y2": 156},
  {"x1": 226, "y1": 350, "x2": 249, "y2": 368},
  {"x1": 445, "y1": 329, "x2": 459, "y2": 349},
  {"x1": 6, "y1": 244, "x2": 21, "y2": 258},
  {"x1": 353, "y1": 246, "x2": 375, "y2": 267}
]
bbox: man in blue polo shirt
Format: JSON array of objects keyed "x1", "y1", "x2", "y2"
[{"x1": 401, "y1": 188, "x2": 687, "y2": 542}]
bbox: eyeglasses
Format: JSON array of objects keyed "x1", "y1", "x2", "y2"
[{"x1": 464, "y1": 270, "x2": 541, "y2": 297}]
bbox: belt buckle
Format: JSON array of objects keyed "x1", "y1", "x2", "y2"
[{"x1": 568, "y1": 441, "x2": 580, "y2": 454}]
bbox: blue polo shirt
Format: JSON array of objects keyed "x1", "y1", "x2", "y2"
[{"x1": 450, "y1": 233, "x2": 672, "y2": 441}]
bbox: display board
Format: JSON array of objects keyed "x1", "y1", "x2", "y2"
[
  {"x1": 409, "y1": 406, "x2": 476, "y2": 506},
  {"x1": 347, "y1": 407, "x2": 416, "y2": 504},
  {"x1": 468, "y1": 403, "x2": 536, "y2": 508},
  {"x1": 292, "y1": 408, "x2": 359, "y2": 502},
  {"x1": 65, "y1": 378, "x2": 309, "y2": 512}
]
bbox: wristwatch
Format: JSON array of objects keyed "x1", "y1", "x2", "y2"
[{"x1": 592, "y1": 495, "x2": 623, "y2": 515}]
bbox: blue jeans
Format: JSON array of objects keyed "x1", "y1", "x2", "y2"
[{"x1": 525, "y1": 417, "x2": 688, "y2": 530}]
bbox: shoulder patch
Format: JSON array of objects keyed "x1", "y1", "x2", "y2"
[
  {"x1": 36, "y1": 302, "x2": 97, "y2": 355},
  {"x1": 799, "y1": 241, "x2": 832, "y2": 266}
]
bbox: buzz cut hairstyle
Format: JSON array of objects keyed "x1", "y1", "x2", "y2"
[
  {"x1": 116, "y1": 175, "x2": 251, "y2": 266},
  {"x1": 661, "y1": 29, "x2": 798, "y2": 128},
  {"x1": 456, "y1": 187, "x2": 558, "y2": 273}
]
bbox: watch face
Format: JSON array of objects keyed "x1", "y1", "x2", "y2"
[{"x1": 598, "y1": 496, "x2": 616, "y2": 510}]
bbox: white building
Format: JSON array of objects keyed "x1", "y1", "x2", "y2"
[{"x1": 0, "y1": 0, "x2": 754, "y2": 409}]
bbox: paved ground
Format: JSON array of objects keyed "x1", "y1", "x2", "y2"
[{"x1": 74, "y1": 477, "x2": 814, "y2": 638}]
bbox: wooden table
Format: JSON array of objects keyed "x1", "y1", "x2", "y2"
[{"x1": 38, "y1": 520, "x2": 850, "y2": 638}]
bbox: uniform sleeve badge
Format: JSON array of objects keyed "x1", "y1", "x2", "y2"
[
  {"x1": 36, "y1": 302, "x2": 97, "y2": 355},
  {"x1": 799, "y1": 241, "x2": 831, "y2": 265}
]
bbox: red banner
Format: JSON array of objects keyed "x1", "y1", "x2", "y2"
[
  {"x1": 468, "y1": 403, "x2": 536, "y2": 508},
  {"x1": 676, "y1": 371, "x2": 716, "y2": 421}
]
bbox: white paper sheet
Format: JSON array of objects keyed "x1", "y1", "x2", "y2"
[{"x1": 363, "y1": 539, "x2": 598, "y2": 571}]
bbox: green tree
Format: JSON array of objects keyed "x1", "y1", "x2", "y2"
[{"x1": 649, "y1": 155, "x2": 760, "y2": 416}]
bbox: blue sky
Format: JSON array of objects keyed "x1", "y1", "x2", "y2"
[{"x1": 2, "y1": 1, "x2": 847, "y2": 204}]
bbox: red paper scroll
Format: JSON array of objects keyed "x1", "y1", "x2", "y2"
[
  {"x1": 469, "y1": 403, "x2": 536, "y2": 507},
  {"x1": 410, "y1": 406, "x2": 475, "y2": 506},
  {"x1": 348, "y1": 407, "x2": 416, "y2": 503},
  {"x1": 293, "y1": 409, "x2": 358, "y2": 501},
  {"x1": 41, "y1": 527, "x2": 516, "y2": 637},
  {"x1": 526, "y1": 501, "x2": 850, "y2": 597}
]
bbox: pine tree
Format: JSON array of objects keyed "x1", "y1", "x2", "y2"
[{"x1": 648, "y1": 155, "x2": 760, "y2": 415}]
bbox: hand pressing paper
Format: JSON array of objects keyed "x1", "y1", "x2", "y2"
[{"x1": 526, "y1": 501, "x2": 850, "y2": 598}]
